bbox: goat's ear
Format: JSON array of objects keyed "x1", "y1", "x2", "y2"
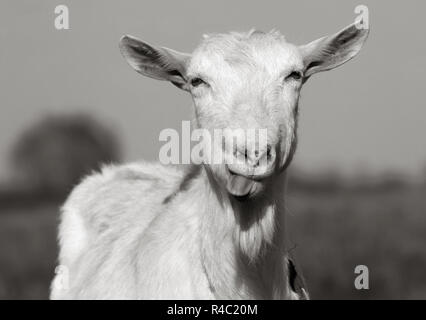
[
  {"x1": 299, "y1": 23, "x2": 369, "y2": 78},
  {"x1": 119, "y1": 35, "x2": 191, "y2": 91}
]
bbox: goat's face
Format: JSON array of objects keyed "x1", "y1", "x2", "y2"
[
  {"x1": 186, "y1": 32, "x2": 302, "y2": 199},
  {"x1": 120, "y1": 23, "x2": 368, "y2": 200}
]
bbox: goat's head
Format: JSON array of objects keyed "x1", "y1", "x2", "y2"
[{"x1": 119, "y1": 23, "x2": 368, "y2": 201}]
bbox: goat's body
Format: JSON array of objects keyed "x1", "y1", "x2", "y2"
[{"x1": 51, "y1": 162, "x2": 306, "y2": 299}]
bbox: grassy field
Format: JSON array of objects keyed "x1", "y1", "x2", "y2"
[
  {"x1": 0, "y1": 204, "x2": 58, "y2": 299},
  {"x1": 0, "y1": 187, "x2": 425, "y2": 299},
  {"x1": 287, "y1": 188, "x2": 426, "y2": 299}
]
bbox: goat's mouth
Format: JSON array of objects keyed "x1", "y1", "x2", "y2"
[{"x1": 226, "y1": 170, "x2": 262, "y2": 200}]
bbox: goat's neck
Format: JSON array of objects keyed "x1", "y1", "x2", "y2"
[{"x1": 192, "y1": 166, "x2": 291, "y2": 299}]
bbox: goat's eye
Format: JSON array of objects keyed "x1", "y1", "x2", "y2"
[
  {"x1": 190, "y1": 77, "x2": 207, "y2": 87},
  {"x1": 285, "y1": 71, "x2": 303, "y2": 81}
]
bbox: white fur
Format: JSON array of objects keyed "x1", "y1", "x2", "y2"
[
  {"x1": 51, "y1": 24, "x2": 368, "y2": 299},
  {"x1": 51, "y1": 162, "x2": 298, "y2": 299}
]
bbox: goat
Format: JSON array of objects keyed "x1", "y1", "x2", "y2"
[{"x1": 50, "y1": 22, "x2": 368, "y2": 299}]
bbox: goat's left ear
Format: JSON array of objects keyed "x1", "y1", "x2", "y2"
[
  {"x1": 119, "y1": 35, "x2": 191, "y2": 91},
  {"x1": 299, "y1": 23, "x2": 369, "y2": 78}
]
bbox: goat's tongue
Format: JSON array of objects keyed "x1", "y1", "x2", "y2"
[{"x1": 227, "y1": 175, "x2": 255, "y2": 197}]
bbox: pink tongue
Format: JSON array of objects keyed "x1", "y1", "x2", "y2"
[{"x1": 227, "y1": 175, "x2": 255, "y2": 197}]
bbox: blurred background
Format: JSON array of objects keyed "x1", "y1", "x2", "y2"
[{"x1": 0, "y1": 0, "x2": 425, "y2": 299}]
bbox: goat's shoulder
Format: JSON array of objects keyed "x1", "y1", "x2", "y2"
[
  {"x1": 57, "y1": 161, "x2": 185, "y2": 265},
  {"x1": 63, "y1": 161, "x2": 185, "y2": 225}
]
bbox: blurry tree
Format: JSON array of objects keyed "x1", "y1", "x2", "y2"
[{"x1": 10, "y1": 114, "x2": 121, "y2": 197}]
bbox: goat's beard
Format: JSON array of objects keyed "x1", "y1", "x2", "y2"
[
  {"x1": 232, "y1": 198, "x2": 277, "y2": 262},
  {"x1": 203, "y1": 163, "x2": 281, "y2": 261}
]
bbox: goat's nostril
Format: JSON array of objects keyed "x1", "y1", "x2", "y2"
[{"x1": 233, "y1": 145, "x2": 275, "y2": 168}]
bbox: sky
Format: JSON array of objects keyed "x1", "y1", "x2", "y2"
[{"x1": 0, "y1": 0, "x2": 425, "y2": 180}]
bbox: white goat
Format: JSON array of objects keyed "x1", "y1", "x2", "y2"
[{"x1": 50, "y1": 22, "x2": 368, "y2": 299}]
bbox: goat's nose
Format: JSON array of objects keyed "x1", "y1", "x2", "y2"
[{"x1": 232, "y1": 144, "x2": 276, "y2": 170}]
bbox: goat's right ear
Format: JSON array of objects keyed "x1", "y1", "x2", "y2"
[{"x1": 119, "y1": 35, "x2": 191, "y2": 91}]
